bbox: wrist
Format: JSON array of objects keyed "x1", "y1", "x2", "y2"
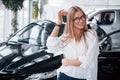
[
  {"x1": 56, "y1": 24, "x2": 62, "y2": 27},
  {"x1": 62, "y1": 59, "x2": 69, "y2": 66},
  {"x1": 57, "y1": 20, "x2": 62, "y2": 25}
]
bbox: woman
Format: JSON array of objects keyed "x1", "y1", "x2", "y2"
[{"x1": 46, "y1": 6, "x2": 99, "y2": 80}]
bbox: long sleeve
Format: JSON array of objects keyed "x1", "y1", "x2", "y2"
[
  {"x1": 78, "y1": 30, "x2": 100, "y2": 80},
  {"x1": 47, "y1": 30, "x2": 100, "y2": 80},
  {"x1": 87, "y1": 38, "x2": 99, "y2": 80},
  {"x1": 46, "y1": 36, "x2": 62, "y2": 53}
]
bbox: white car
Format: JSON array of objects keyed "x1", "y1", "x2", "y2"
[{"x1": 88, "y1": 9, "x2": 120, "y2": 48}]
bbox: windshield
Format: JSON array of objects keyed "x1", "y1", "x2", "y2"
[{"x1": 8, "y1": 22, "x2": 43, "y2": 45}]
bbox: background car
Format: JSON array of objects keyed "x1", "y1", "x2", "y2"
[
  {"x1": 88, "y1": 22, "x2": 112, "y2": 51},
  {"x1": 88, "y1": 9, "x2": 120, "y2": 49},
  {"x1": 98, "y1": 29, "x2": 120, "y2": 80},
  {"x1": 0, "y1": 20, "x2": 63, "y2": 80}
]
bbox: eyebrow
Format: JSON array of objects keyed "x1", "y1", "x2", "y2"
[{"x1": 74, "y1": 14, "x2": 85, "y2": 19}]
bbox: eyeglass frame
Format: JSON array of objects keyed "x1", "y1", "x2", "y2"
[{"x1": 73, "y1": 14, "x2": 86, "y2": 23}]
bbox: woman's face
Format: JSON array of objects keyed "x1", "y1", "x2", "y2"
[{"x1": 73, "y1": 11, "x2": 86, "y2": 30}]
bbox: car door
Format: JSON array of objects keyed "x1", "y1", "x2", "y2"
[{"x1": 98, "y1": 11, "x2": 120, "y2": 48}]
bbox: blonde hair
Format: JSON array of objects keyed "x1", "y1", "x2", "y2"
[
  {"x1": 59, "y1": 6, "x2": 88, "y2": 48},
  {"x1": 64, "y1": 6, "x2": 88, "y2": 37}
]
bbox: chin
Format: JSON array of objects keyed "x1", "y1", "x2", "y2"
[
  {"x1": 79, "y1": 26, "x2": 84, "y2": 29},
  {"x1": 74, "y1": 26, "x2": 84, "y2": 30}
]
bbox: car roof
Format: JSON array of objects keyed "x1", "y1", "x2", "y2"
[
  {"x1": 97, "y1": 8, "x2": 120, "y2": 12},
  {"x1": 89, "y1": 8, "x2": 120, "y2": 14},
  {"x1": 87, "y1": 8, "x2": 120, "y2": 20}
]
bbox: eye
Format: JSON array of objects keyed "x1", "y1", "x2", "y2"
[
  {"x1": 81, "y1": 16, "x2": 85, "y2": 20},
  {"x1": 73, "y1": 17, "x2": 79, "y2": 20}
]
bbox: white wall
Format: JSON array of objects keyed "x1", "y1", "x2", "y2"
[{"x1": 41, "y1": 0, "x2": 120, "y2": 20}]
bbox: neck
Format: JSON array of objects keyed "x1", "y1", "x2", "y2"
[
  {"x1": 74, "y1": 29, "x2": 82, "y2": 42},
  {"x1": 74, "y1": 27, "x2": 82, "y2": 35}
]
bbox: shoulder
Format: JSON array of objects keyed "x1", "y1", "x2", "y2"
[
  {"x1": 85, "y1": 29, "x2": 98, "y2": 41},
  {"x1": 86, "y1": 29, "x2": 97, "y2": 37},
  {"x1": 59, "y1": 33, "x2": 70, "y2": 40}
]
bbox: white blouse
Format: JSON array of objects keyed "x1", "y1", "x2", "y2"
[{"x1": 46, "y1": 29, "x2": 99, "y2": 80}]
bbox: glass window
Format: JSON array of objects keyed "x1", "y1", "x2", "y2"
[
  {"x1": 0, "y1": 0, "x2": 30, "y2": 42},
  {"x1": 98, "y1": 12, "x2": 115, "y2": 25}
]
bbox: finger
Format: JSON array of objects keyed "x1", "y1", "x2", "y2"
[
  {"x1": 58, "y1": 10, "x2": 64, "y2": 16},
  {"x1": 58, "y1": 9, "x2": 64, "y2": 14},
  {"x1": 63, "y1": 11, "x2": 68, "y2": 16}
]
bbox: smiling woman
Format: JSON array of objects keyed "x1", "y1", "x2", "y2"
[{"x1": 46, "y1": 6, "x2": 100, "y2": 80}]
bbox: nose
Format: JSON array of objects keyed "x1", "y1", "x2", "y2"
[{"x1": 78, "y1": 19, "x2": 84, "y2": 23}]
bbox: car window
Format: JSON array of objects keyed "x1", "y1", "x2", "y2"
[
  {"x1": 98, "y1": 12, "x2": 114, "y2": 25},
  {"x1": 18, "y1": 25, "x2": 43, "y2": 44},
  {"x1": 29, "y1": 25, "x2": 41, "y2": 44},
  {"x1": 90, "y1": 11, "x2": 115, "y2": 25}
]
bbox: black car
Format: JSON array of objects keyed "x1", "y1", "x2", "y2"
[
  {"x1": 98, "y1": 29, "x2": 120, "y2": 80},
  {"x1": 0, "y1": 20, "x2": 63, "y2": 80}
]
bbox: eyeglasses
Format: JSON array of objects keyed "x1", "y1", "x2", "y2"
[{"x1": 73, "y1": 15, "x2": 85, "y2": 23}]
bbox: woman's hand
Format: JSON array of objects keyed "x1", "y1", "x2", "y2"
[
  {"x1": 50, "y1": 10, "x2": 67, "y2": 37},
  {"x1": 57, "y1": 10, "x2": 68, "y2": 25}
]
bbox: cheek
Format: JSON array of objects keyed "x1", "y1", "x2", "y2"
[{"x1": 74, "y1": 22, "x2": 85, "y2": 29}]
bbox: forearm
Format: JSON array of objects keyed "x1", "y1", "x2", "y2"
[
  {"x1": 62, "y1": 58, "x2": 82, "y2": 66},
  {"x1": 50, "y1": 10, "x2": 68, "y2": 37},
  {"x1": 50, "y1": 26, "x2": 60, "y2": 37}
]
